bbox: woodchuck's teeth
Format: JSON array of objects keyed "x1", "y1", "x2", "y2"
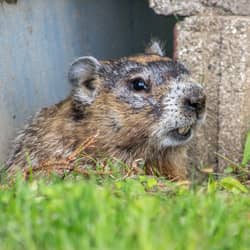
[{"x1": 177, "y1": 126, "x2": 191, "y2": 136}]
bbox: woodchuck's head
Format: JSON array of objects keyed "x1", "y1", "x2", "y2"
[{"x1": 68, "y1": 41, "x2": 206, "y2": 156}]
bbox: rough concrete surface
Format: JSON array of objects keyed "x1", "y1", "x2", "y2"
[
  {"x1": 175, "y1": 16, "x2": 250, "y2": 171},
  {"x1": 149, "y1": 0, "x2": 250, "y2": 16}
]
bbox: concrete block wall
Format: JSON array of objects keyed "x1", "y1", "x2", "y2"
[{"x1": 150, "y1": 0, "x2": 250, "y2": 171}]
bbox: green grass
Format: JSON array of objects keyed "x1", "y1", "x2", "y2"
[
  {"x1": 0, "y1": 132, "x2": 250, "y2": 250},
  {"x1": 0, "y1": 174, "x2": 249, "y2": 250}
]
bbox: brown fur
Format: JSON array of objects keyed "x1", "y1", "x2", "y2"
[
  {"x1": 128, "y1": 55, "x2": 171, "y2": 64},
  {"x1": 6, "y1": 44, "x2": 206, "y2": 180}
]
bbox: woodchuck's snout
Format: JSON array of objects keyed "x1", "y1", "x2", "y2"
[
  {"x1": 6, "y1": 41, "x2": 206, "y2": 180},
  {"x1": 183, "y1": 83, "x2": 206, "y2": 120},
  {"x1": 154, "y1": 81, "x2": 206, "y2": 148}
]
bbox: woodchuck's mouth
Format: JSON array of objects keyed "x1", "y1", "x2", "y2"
[{"x1": 170, "y1": 126, "x2": 192, "y2": 141}]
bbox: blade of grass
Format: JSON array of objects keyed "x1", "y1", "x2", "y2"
[{"x1": 242, "y1": 131, "x2": 250, "y2": 166}]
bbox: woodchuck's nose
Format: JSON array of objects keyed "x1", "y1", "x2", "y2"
[{"x1": 183, "y1": 84, "x2": 206, "y2": 119}]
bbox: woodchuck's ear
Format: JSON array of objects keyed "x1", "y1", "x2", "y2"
[
  {"x1": 68, "y1": 56, "x2": 101, "y2": 86},
  {"x1": 145, "y1": 40, "x2": 164, "y2": 56},
  {"x1": 68, "y1": 56, "x2": 101, "y2": 105}
]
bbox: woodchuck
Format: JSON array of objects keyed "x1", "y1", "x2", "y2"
[{"x1": 6, "y1": 41, "x2": 206, "y2": 180}]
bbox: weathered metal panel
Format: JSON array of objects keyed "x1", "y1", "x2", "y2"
[{"x1": 0, "y1": 0, "x2": 175, "y2": 165}]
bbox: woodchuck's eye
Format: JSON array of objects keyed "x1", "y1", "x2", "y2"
[{"x1": 130, "y1": 78, "x2": 149, "y2": 92}]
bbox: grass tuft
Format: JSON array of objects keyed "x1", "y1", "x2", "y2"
[
  {"x1": 0, "y1": 174, "x2": 250, "y2": 250},
  {"x1": 1, "y1": 133, "x2": 250, "y2": 250}
]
